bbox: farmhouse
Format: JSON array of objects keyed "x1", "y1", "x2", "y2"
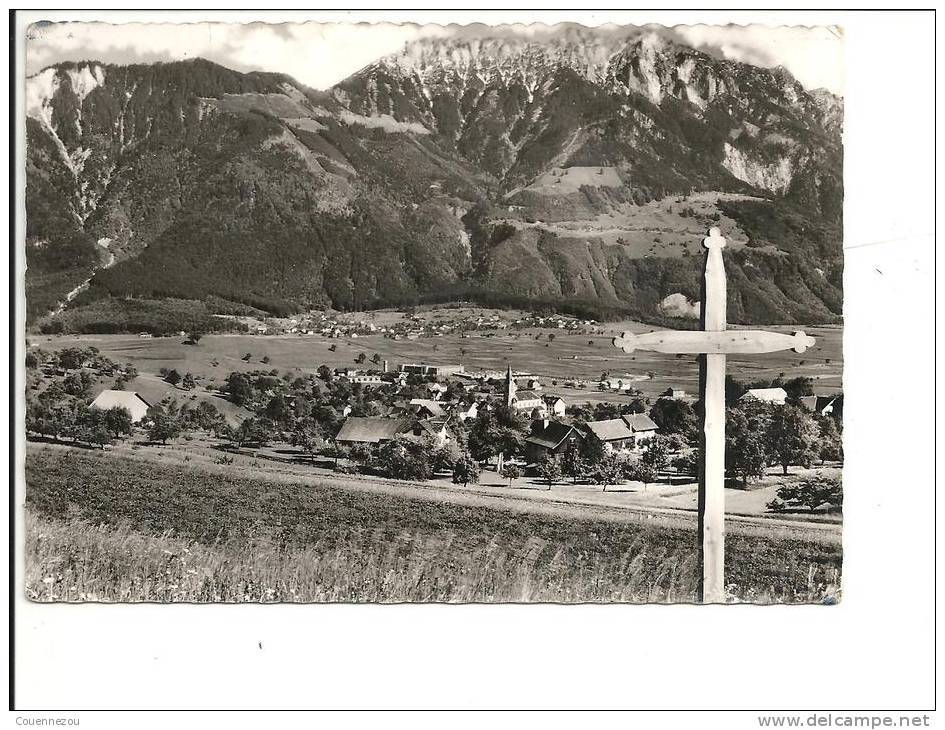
[
  {"x1": 89, "y1": 390, "x2": 152, "y2": 423},
  {"x1": 660, "y1": 387, "x2": 687, "y2": 400},
  {"x1": 740, "y1": 387, "x2": 788, "y2": 405},
  {"x1": 583, "y1": 413, "x2": 659, "y2": 452},
  {"x1": 334, "y1": 417, "x2": 411, "y2": 445},
  {"x1": 524, "y1": 421, "x2": 584, "y2": 464}
]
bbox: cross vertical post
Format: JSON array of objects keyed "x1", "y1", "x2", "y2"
[
  {"x1": 698, "y1": 228, "x2": 727, "y2": 603},
  {"x1": 611, "y1": 227, "x2": 815, "y2": 605}
]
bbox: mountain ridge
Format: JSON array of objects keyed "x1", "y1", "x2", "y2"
[{"x1": 25, "y1": 32, "x2": 843, "y2": 329}]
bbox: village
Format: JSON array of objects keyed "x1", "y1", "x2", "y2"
[{"x1": 24, "y1": 336, "x2": 844, "y2": 519}]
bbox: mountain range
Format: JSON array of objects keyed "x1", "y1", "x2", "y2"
[{"x1": 25, "y1": 26, "x2": 843, "y2": 329}]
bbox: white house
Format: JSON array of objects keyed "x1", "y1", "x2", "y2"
[
  {"x1": 89, "y1": 390, "x2": 152, "y2": 423},
  {"x1": 542, "y1": 395, "x2": 567, "y2": 418},
  {"x1": 740, "y1": 387, "x2": 788, "y2": 405}
]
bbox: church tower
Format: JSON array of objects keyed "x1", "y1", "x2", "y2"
[{"x1": 505, "y1": 364, "x2": 516, "y2": 408}]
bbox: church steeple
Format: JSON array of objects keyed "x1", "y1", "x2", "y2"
[{"x1": 505, "y1": 363, "x2": 516, "y2": 407}]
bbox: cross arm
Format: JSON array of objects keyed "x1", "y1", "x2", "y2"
[{"x1": 612, "y1": 329, "x2": 815, "y2": 355}]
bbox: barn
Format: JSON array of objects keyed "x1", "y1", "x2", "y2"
[{"x1": 89, "y1": 390, "x2": 152, "y2": 423}]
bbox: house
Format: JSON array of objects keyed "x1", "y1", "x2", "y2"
[
  {"x1": 425, "y1": 382, "x2": 448, "y2": 401},
  {"x1": 452, "y1": 400, "x2": 479, "y2": 422},
  {"x1": 740, "y1": 387, "x2": 788, "y2": 405},
  {"x1": 600, "y1": 378, "x2": 635, "y2": 392},
  {"x1": 542, "y1": 395, "x2": 567, "y2": 418},
  {"x1": 408, "y1": 418, "x2": 452, "y2": 447},
  {"x1": 89, "y1": 390, "x2": 152, "y2": 423},
  {"x1": 408, "y1": 398, "x2": 447, "y2": 419},
  {"x1": 583, "y1": 418, "x2": 636, "y2": 452},
  {"x1": 524, "y1": 421, "x2": 584, "y2": 464},
  {"x1": 660, "y1": 387, "x2": 687, "y2": 400},
  {"x1": 334, "y1": 417, "x2": 411, "y2": 445},
  {"x1": 800, "y1": 394, "x2": 843, "y2": 419},
  {"x1": 623, "y1": 414, "x2": 659, "y2": 446},
  {"x1": 583, "y1": 413, "x2": 659, "y2": 452}
]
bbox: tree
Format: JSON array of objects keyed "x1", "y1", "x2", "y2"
[
  {"x1": 261, "y1": 356, "x2": 271, "y2": 365},
  {"x1": 641, "y1": 435, "x2": 670, "y2": 473},
  {"x1": 102, "y1": 406, "x2": 133, "y2": 439},
  {"x1": 355, "y1": 352, "x2": 367, "y2": 365},
  {"x1": 627, "y1": 460, "x2": 659, "y2": 490},
  {"x1": 291, "y1": 420, "x2": 325, "y2": 462},
  {"x1": 589, "y1": 452, "x2": 624, "y2": 492},
  {"x1": 782, "y1": 376, "x2": 814, "y2": 405},
  {"x1": 225, "y1": 372, "x2": 253, "y2": 406},
  {"x1": 182, "y1": 372, "x2": 197, "y2": 390},
  {"x1": 649, "y1": 398, "x2": 697, "y2": 437},
  {"x1": 317, "y1": 365, "x2": 332, "y2": 382},
  {"x1": 62, "y1": 370, "x2": 94, "y2": 398},
  {"x1": 263, "y1": 394, "x2": 291, "y2": 423},
  {"x1": 452, "y1": 454, "x2": 481, "y2": 487},
  {"x1": 561, "y1": 440, "x2": 586, "y2": 484},
  {"x1": 164, "y1": 369, "x2": 182, "y2": 386},
  {"x1": 76, "y1": 408, "x2": 112, "y2": 450},
  {"x1": 236, "y1": 417, "x2": 274, "y2": 448},
  {"x1": 242, "y1": 353, "x2": 253, "y2": 362},
  {"x1": 148, "y1": 412, "x2": 181, "y2": 445},
  {"x1": 186, "y1": 331, "x2": 202, "y2": 345},
  {"x1": 817, "y1": 416, "x2": 843, "y2": 464},
  {"x1": 190, "y1": 401, "x2": 222, "y2": 432},
  {"x1": 538, "y1": 456, "x2": 563, "y2": 489},
  {"x1": 500, "y1": 463, "x2": 522, "y2": 487},
  {"x1": 371, "y1": 353, "x2": 382, "y2": 365},
  {"x1": 725, "y1": 406, "x2": 770, "y2": 487},
  {"x1": 767, "y1": 475, "x2": 843, "y2": 513},
  {"x1": 766, "y1": 405, "x2": 819, "y2": 475},
  {"x1": 377, "y1": 436, "x2": 433, "y2": 481},
  {"x1": 579, "y1": 429, "x2": 607, "y2": 466},
  {"x1": 547, "y1": 333, "x2": 555, "y2": 343}
]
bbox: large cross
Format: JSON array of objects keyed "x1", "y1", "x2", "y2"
[{"x1": 612, "y1": 227, "x2": 816, "y2": 603}]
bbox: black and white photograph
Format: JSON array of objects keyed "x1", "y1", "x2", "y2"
[
  {"x1": 8, "y1": 7, "x2": 937, "y2": 718},
  {"x1": 20, "y1": 18, "x2": 847, "y2": 604}
]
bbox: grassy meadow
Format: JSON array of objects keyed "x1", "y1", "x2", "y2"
[
  {"x1": 35, "y1": 316, "x2": 842, "y2": 400},
  {"x1": 25, "y1": 447, "x2": 841, "y2": 603}
]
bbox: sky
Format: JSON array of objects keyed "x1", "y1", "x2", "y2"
[{"x1": 25, "y1": 20, "x2": 844, "y2": 94}]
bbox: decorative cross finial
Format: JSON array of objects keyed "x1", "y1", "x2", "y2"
[{"x1": 703, "y1": 227, "x2": 727, "y2": 250}]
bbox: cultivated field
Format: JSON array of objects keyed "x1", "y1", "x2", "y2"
[
  {"x1": 33, "y1": 312, "x2": 842, "y2": 401},
  {"x1": 25, "y1": 445, "x2": 842, "y2": 603}
]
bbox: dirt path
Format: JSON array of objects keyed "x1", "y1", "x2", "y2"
[{"x1": 27, "y1": 440, "x2": 841, "y2": 546}]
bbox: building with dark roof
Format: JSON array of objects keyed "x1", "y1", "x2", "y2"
[{"x1": 524, "y1": 421, "x2": 583, "y2": 464}]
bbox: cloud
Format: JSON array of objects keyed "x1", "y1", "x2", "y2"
[{"x1": 25, "y1": 20, "x2": 843, "y2": 94}]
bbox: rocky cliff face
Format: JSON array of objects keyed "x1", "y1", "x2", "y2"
[{"x1": 25, "y1": 28, "x2": 843, "y2": 327}]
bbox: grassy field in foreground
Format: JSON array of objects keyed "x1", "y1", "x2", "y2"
[{"x1": 25, "y1": 448, "x2": 841, "y2": 603}]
